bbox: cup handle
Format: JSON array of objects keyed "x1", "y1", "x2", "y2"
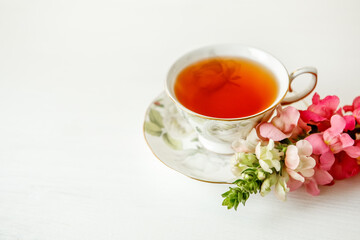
[{"x1": 281, "y1": 67, "x2": 318, "y2": 105}]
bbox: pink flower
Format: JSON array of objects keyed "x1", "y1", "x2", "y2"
[
  {"x1": 300, "y1": 93, "x2": 340, "y2": 123},
  {"x1": 305, "y1": 115, "x2": 360, "y2": 170},
  {"x1": 304, "y1": 168, "x2": 334, "y2": 196},
  {"x1": 258, "y1": 106, "x2": 309, "y2": 141},
  {"x1": 285, "y1": 140, "x2": 316, "y2": 182},
  {"x1": 343, "y1": 115, "x2": 356, "y2": 131},
  {"x1": 287, "y1": 154, "x2": 333, "y2": 196},
  {"x1": 343, "y1": 96, "x2": 360, "y2": 123},
  {"x1": 290, "y1": 117, "x2": 312, "y2": 141},
  {"x1": 343, "y1": 96, "x2": 360, "y2": 112},
  {"x1": 329, "y1": 151, "x2": 360, "y2": 180},
  {"x1": 287, "y1": 167, "x2": 333, "y2": 196},
  {"x1": 322, "y1": 115, "x2": 357, "y2": 154}
]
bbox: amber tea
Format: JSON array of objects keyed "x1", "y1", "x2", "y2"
[{"x1": 174, "y1": 57, "x2": 279, "y2": 118}]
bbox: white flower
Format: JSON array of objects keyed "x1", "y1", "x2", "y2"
[
  {"x1": 260, "y1": 171, "x2": 289, "y2": 201},
  {"x1": 231, "y1": 152, "x2": 257, "y2": 177},
  {"x1": 232, "y1": 128, "x2": 260, "y2": 153},
  {"x1": 255, "y1": 139, "x2": 283, "y2": 173},
  {"x1": 260, "y1": 174, "x2": 276, "y2": 196},
  {"x1": 257, "y1": 170, "x2": 266, "y2": 180},
  {"x1": 274, "y1": 175, "x2": 289, "y2": 201},
  {"x1": 285, "y1": 140, "x2": 316, "y2": 182}
]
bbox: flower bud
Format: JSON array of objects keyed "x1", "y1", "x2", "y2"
[
  {"x1": 260, "y1": 178, "x2": 272, "y2": 197},
  {"x1": 241, "y1": 173, "x2": 251, "y2": 180},
  {"x1": 257, "y1": 170, "x2": 266, "y2": 180}
]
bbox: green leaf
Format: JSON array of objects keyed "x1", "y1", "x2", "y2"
[
  {"x1": 221, "y1": 190, "x2": 230, "y2": 198},
  {"x1": 144, "y1": 121, "x2": 162, "y2": 136},
  {"x1": 149, "y1": 109, "x2": 164, "y2": 128},
  {"x1": 222, "y1": 169, "x2": 265, "y2": 211},
  {"x1": 222, "y1": 187, "x2": 242, "y2": 210},
  {"x1": 162, "y1": 133, "x2": 182, "y2": 150}
]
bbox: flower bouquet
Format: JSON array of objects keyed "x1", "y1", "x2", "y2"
[{"x1": 222, "y1": 93, "x2": 360, "y2": 210}]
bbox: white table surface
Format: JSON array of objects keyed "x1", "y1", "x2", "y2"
[{"x1": 1, "y1": 0, "x2": 360, "y2": 239}]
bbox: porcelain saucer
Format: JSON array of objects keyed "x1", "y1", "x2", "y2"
[
  {"x1": 143, "y1": 92, "x2": 309, "y2": 183},
  {"x1": 143, "y1": 92, "x2": 235, "y2": 184}
]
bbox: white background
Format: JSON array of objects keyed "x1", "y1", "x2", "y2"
[{"x1": 1, "y1": 0, "x2": 360, "y2": 239}]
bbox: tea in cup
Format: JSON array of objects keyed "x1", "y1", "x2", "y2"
[{"x1": 165, "y1": 44, "x2": 317, "y2": 154}]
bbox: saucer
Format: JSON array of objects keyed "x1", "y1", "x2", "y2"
[
  {"x1": 143, "y1": 92, "x2": 235, "y2": 184},
  {"x1": 143, "y1": 92, "x2": 309, "y2": 184}
]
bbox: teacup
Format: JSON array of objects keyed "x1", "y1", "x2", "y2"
[{"x1": 165, "y1": 44, "x2": 317, "y2": 154}]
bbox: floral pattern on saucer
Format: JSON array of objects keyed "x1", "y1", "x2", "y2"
[{"x1": 144, "y1": 92, "x2": 235, "y2": 183}]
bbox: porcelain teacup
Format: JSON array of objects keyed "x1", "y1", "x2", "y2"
[{"x1": 165, "y1": 44, "x2": 317, "y2": 154}]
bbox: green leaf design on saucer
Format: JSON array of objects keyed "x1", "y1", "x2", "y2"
[
  {"x1": 149, "y1": 109, "x2": 164, "y2": 128},
  {"x1": 162, "y1": 133, "x2": 182, "y2": 150},
  {"x1": 144, "y1": 122, "x2": 162, "y2": 136}
]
